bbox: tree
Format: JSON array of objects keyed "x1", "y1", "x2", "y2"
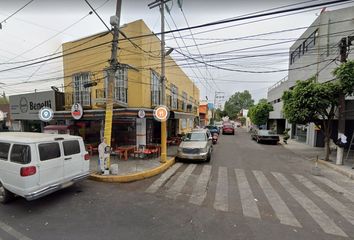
[
  {"x1": 282, "y1": 77, "x2": 340, "y2": 161},
  {"x1": 248, "y1": 101, "x2": 273, "y2": 126},
  {"x1": 239, "y1": 117, "x2": 246, "y2": 126},
  {"x1": 214, "y1": 108, "x2": 226, "y2": 121},
  {"x1": 224, "y1": 90, "x2": 254, "y2": 119}
]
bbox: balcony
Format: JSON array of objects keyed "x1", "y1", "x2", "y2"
[
  {"x1": 64, "y1": 92, "x2": 92, "y2": 109},
  {"x1": 93, "y1": 89, "x2": 128, "y2": 108}
]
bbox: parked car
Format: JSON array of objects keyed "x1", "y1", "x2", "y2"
[
  {"x1": 177, "y1": 129, "x2": 213, "y2": 162},
  {"x1": 215, "y1": 122, "x2": 223, "y2": 130},
  {"x1": 205, "y1": 125, "x2": 220, "y2": 135},
  {"x1": 251, "y1": 129, "x2": 280, "y2": 144},
  {"x1": 0, "y1": 132, "x2": 90, "y2": 203},
  {"x1": 222, "y1": 123, "x2": 235, "y2": 135}
]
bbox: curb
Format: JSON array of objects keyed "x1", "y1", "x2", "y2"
[
  {"x1": 89, "y1": 157, "x2": 175, "y2": 183},
  {"x1": 317, "y1": 159, "x2": 354, "y2": 180}
]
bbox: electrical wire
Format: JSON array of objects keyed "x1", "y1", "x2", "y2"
[{"x1": 0, "y1": 0, "x2": 34, "y2": 25}]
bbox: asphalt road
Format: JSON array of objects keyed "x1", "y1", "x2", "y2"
[{"x1": 1, "y1": 128, "x2": 354, "y2": 240}]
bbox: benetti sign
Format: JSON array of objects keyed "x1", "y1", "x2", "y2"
[{"x1": 10, "y1": 91, "x2": 56, "y2": 120}]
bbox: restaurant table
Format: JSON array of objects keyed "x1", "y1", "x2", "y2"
[{"x1": 116, "y1": 145, "x2": 136, "y2": 160}]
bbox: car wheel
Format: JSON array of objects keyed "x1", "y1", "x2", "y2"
[
  {"x1": 0, "y1": 182, "x2": 14, "y2": 204},
  {"x1": 256, "y1": 138, "x2": 260, "y2": 143},
  {"x1": 206, "y1": 153, "x2": 211, "y2": 162}
]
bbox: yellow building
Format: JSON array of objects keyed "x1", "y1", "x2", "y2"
[{"x1": 55, "y1": 19, "x2": 199, "y2": 147}]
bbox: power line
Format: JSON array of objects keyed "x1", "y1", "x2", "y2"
[{"x1": 0, "y1": 0, "x2": 34, "y2": 26}]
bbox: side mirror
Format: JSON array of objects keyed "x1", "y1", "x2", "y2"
[{"x1": 208, "y1": 136, "x2": 213, "y2": 141}]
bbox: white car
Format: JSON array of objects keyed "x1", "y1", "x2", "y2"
[
  {"x1": 0, "y1": 132, "x2": 90, "y2": 203},
  {"x1": 177, "y1": 129, "x2": 213, "y2": 162}
]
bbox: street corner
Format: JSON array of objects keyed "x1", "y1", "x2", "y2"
[
  {"x1": 89, "y1": 157, "x2": 176, "y2": 183},
  {"x1": 317, "y1": 159, "x2": 354, "y2": 180}
]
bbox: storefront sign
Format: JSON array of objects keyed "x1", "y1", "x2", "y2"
[
  {"x1": 153, "y1": 105, "x2": 170, "y2": 122},
  {"x1": 71, "y1": 103, "x2": 83, "y2": 120},
  {"x1": 38, "y1": 107, "x2": 54, "y2": 122},
  {"x1": 9, "y1": 91, "x2": 57, "y2": 120},
  {"x1": 138, "y1": 109, "x2": 146, "y2": 118}
]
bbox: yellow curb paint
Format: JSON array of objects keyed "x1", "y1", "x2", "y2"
[{"x1": 89, "y1": 158, "x2": 175, "y2": 183}]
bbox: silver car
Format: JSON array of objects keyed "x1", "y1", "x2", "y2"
[{"x1": 177, "y1": 129, "x2": 213, "y2": 162}]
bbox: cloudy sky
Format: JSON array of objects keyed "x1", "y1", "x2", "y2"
[{"x1": 1, "y1": 0, "x2": 354, "y2": 105}]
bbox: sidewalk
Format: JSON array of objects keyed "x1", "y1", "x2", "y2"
[
  {"x1": 89, "y1": 146, "x2": 178, "y2": 183},
  {"x1": 283, "y1": 139, "x2": 354, "y2": 179}
]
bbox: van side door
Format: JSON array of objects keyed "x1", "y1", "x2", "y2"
[
  {"x1": 37, "y1": 142, "x2": 63, "y2": 187},
  {"x1": 62, "y1": 140, "x2": 84, "y2": 181}
]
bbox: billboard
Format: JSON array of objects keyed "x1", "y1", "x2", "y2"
[{"x1": 10, "y1": 91, "x2": 56, "y2": 120}]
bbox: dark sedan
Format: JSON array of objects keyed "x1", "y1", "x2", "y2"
[
  {"x1": 205, "y1": 125, "x2": 220, "y2": 135},
  {"x1": 251, "y1": 129, "x2": 279, "y2": 144}
]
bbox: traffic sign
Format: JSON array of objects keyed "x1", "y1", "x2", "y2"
[
  {"x1": 153, "y1": 105, "x2": 170, "y2": 122},
  {"x1": 39, "y1": 107, "x2": 54, "y2": 122}
]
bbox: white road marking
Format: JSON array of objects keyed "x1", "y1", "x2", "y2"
[
  {"x1": 0, "y1": 221, "x2": 32, "y2": 240},
  {"x1": 273, "y1": 172, "x2": 347, "y2": 237},
  {"x1": 189, "y1": 165, "x2": 212, "y2": 206},
  {"x1": 235, "y1": 169, "x2": 261, "y2": 219},
  {"x1": 313, "y1": 176, "x2": 354, "y2": 203},
  {"x1": 214, "y1": 167, "x2": 229, "y2": 212},
  {"x1": 294, "y1": 174, "x2": 354, "y2": 226},
  {"x1": 145, "y1": 163, "x2": 183, "y2": 194},
  {"x1": 253, "y1": 170, "x2": 301, "y2": 227},
  {"x1": 165, "y1": 164, "x2": 197, "y2": 199}
]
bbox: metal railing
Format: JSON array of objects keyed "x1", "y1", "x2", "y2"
[{"x1": 268, "y1": 75, "x2": 288, "y2": 92}]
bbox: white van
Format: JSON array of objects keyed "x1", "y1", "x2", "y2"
[{"x1": 0, "y1": 132, "x2": 90, "y2": 203}]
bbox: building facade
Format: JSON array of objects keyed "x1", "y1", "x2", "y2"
[
  {"x1": 267, "y1": 6, "x2": 354, "y2": 146},
  {"x1": 55, "y1": 19, "x2": 199, "y2": 147}
]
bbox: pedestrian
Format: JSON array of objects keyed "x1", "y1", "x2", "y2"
[{"x1": 98, "y1": 137, "x2": 109, "y2": 174}]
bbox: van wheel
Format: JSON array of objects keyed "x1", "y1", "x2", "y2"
[{"x1": 0, "y1": 183, "x2": 14, "y2": 204}]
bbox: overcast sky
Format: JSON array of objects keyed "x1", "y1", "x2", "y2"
[{"x1": 1, "y1": 0, "x2": 354, "y2": 105}]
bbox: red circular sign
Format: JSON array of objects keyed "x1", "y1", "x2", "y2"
[{"x1": 153, "y1": 105, "x2": 170, "y2": 122}]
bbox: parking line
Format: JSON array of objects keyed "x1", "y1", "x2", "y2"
[
  {"x1": 235, "y1": 169, "x2": 261, "y2": 219},
  {"x1": 294, "y1": 174, "x2": 354, "y2": 226},
  {"x1": 189, "y1": 165, "x2": 212, "y2": 206},
  {"x1": 0, "y1": 221, "x2": 32, "y2": 240},
  {"x1": 214, "y1": 167, "x2": 229, "y2": 212},
  {"x1": 145, "y1": 163, "x2": 183, "y2": 194},
  {"x1": 165, "y1": 164, "x2": 197, "y2": 199},
  {"x1": 253, "y1": 170, "x2": 301, "y2": 227},
  {"x1": 273, "y1": 172, "x2": 347, "y2": 237}
]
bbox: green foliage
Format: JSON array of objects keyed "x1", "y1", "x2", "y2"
[
  {"x1": 0, "y1": 97, "x2": 8, "y2": 104},
  {"x1": 333, "y1": 60, "x2": 354, "y2": 95},
  {"x1": 214, "y1": 108, "x2": 226, "y2": 120},
  {"x1": 282, "y1": 77, "x2": 339, "y2": 124},
  {"x1": 283, "y1": 128, "x2": 290, "y2": 141},
  {"x1": 224, "y1": 90, "x2": 254, "y2": 119},
  {"x1": 248, "y1": 101, "x2": 273, "y2": 126}
]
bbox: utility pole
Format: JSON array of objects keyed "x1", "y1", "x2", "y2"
[
  {"x1": 104, "y1": 0, "x2": 122, "y2": 169},
  {"x1": 148, "y1": 0, "x2": 172, "y2": 163},
  {"x1": 213, "y1": 91, "x2": 224, "y2": 123},
  {"x1": 336, "y1": 37, "x2": 349, "y2": 165}
]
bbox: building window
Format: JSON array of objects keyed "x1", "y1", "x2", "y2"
[
  {"x1": 182, "y1": 92, "x2": 187, "y2": 112},
  {"x1": 171, "y1": 84, "x2": 178, "y2": 109},
  {"x1": 151, "y1": 70, "x2": 161, "y2": 106},
  {"x1": 104, "y1": 67, "x2": 128, "y2": 104},
  {"x1": 73, "y1": 73, "x2": 91, "y2": 106}
]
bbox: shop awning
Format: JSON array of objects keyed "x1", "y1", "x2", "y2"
[{"x1": 170, "y1": 111, "x2": 196, "y2": 119}]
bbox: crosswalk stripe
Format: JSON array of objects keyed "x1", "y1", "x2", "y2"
[
  {"x1": 0, "y1": 221, "x2": 32, "y2": 240},
  {"x1": 235, "y1": 169, "x2": 261, "y2": 219},
  {"x1": 294, "y1": 174, "x2": 354, "y2": 226},
  {"x1": 253, "y1": 170, "x2": 301, "y2": 227},
  {"x1": 214, "y1": 167, "x2": 229, "y2": 212},
  {"x1": 272, "y1": 172, "x2": 347, "y2": 237},
  {"x1": 189, "y1": 165, "x2": 212, "y2": 206},
  {"x1": 165, "y1": 164, "x2": 197, "y2": 199},
  {"x1": 313, "y1": 176, "x2": 354, "y2": 203},
  {"x1": 145, "y1": 163, "x2": 183, "y2": 194}
]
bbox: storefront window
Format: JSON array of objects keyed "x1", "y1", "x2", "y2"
[{"x1": 112, "y1": 119, "x2": 136, "y2": 147}]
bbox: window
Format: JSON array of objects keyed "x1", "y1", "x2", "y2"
[
  {"x1": 10, "y1": 144, "x2": 31, "y2": 164},
  {"x1": 63, "y1": 140, "x2": 81, "y2": 156},
  {"x1": 38, "y1": 143, "x2": 61, "y2": 161},
  {"x1": 171, "y1": 84, "x2": 178, "y2": 109},
  {"x1": 0, "y1": 142, "x2": 10, "y2": 160},
  {"x1": 104, "y1": 67, "x2": 128, "y2": 104},
  {"x1": 151, "y1": 70, "x2": 161, "y2": 106},
  {"x1": 73, "y1": 73, "x2": 91, "y2": 106},
  {"x1": 182, "y1": 92, "x2": 187, "y2": 112}
]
